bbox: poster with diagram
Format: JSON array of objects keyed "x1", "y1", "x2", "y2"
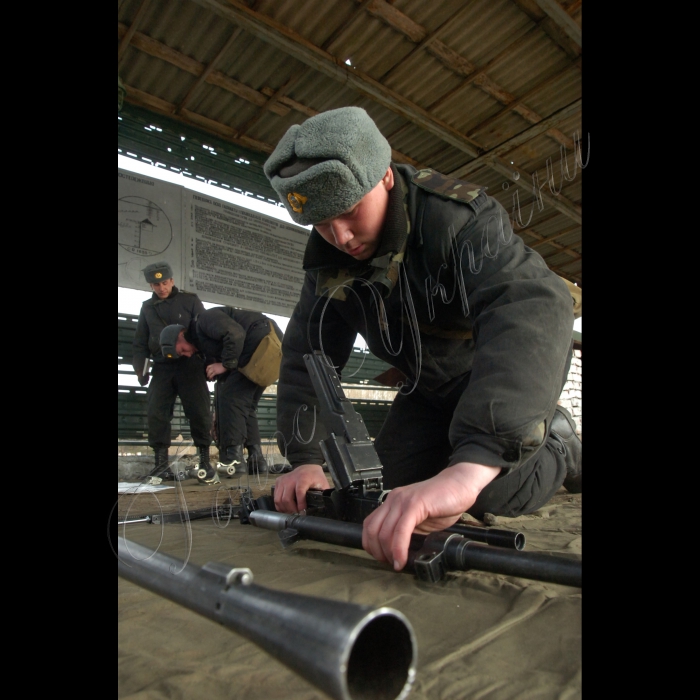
[
  {"x1": 117, "y1": 169, "x2": 183, "y2": 291},
  {"x1": 182, "y1": 190, "x2": 309, "y2": 317},
  {"x1": 118, "y1": 169, "x2": 309, "y2": 316}
]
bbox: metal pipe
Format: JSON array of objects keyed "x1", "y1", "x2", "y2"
[
  {"x1": 444, "y1": 537, "x2": 582, "y2": 588},
  {"x1": 249, "y1": 512, "x2": 581, "y2": 588},
  {"x1": 444, "y1": 523, "x2": 525, "y2": 550},
  {"x1": 118, "y1": 538, "x2": 416, "y2": 700}
]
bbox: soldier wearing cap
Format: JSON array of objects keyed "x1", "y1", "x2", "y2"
[
  {"x1": 132, "y1": 261, "x2": 215, "y2": 484},
  {"x1": 263, "y1": 106, "x2": 582, "y2": 571},
  {"x1": 160, "y1": 308, "x2": 284, "y2": 477}
]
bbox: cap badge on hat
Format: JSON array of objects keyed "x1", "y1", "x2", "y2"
[
  {"x1": 155, "y1": 272, "x2": 163, "y2": 279},
  {"x1": 287, "y1": 192, "x2": 307, "y2": 213}
]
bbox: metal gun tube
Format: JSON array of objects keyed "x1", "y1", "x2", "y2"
[
  {"x1": 444, "y1": 523, "x2": 525, "y2": 550},
  {"x1": 249, "y1": 512, "x2": 581, "y2": 588},
  {"x1": 118, "y1": 538, "x2": 416, "y2": 700},
  {"x1": 443, "y1": 537, "x2": 582, "y2": 588},
  {"x1": 250, "y1": 511, "x2": 364, "y2": 548}
]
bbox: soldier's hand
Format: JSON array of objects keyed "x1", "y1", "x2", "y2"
[
  {"x1": 361, "y1": 462, "x2": 501, "y2": 571},
  {"x1": 273, "y1": 464, "x2": 331, "y2": 514},
  {"x1": 138, "y1": 372, "x2": 150, "y2": 387},
  {"x1": 206, "y1": 362, "x2": 227, "y2": 380}
]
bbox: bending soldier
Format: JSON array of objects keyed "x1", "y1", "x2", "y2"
[
  {"x1": 160, "y1": 307, "x2": 284, "y2": 477},
  {"x1": 263, "y1": 107, "x2": 582, "y2": 571},
  {"x1": 132, "y1": 261, "x2": 214, "y2": 484}
]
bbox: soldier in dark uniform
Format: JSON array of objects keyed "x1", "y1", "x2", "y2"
[
  {"x1": 160, "y1": 307, "x2": 284, "y2": 477},
  {"x1": 262, "y1": 107, "x2": 582, "y2": 571},
  {"x1": 132, "y1": 261, "x2": 215, "y2": 484}
]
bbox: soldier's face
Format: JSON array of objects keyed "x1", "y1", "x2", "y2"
[
  {"x1": 150, "y1": 278, "x2": 174, "y2": 299},
  {"x1": 175, "y1": 333, "x2": 198, "y2": 358},
  {"x1": 313, "y1": 167, "x2": 394, "y2": 261}
]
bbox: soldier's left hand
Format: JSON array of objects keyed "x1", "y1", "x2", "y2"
[{"x1": 206, "y1": 362, "x2": 227, "y2": 380}]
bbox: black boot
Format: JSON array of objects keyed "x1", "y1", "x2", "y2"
[
  {"x1": 196, "y1": 445, "x2": 219, "y2": 484},
  {"x1": 550, "y1": 406, "x2": 582, "y2": 494},
  {"x1": 246, "y1": 444, "x2": 265, "y2": 475},
  {"x1": 219, "y1": 445, "x2": 246, "y2": 475},
  {"x1": 143, "y1": 447, "x2": 171, "y2": 481}
]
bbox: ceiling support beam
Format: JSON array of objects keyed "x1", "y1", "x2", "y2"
[
  {"x1": 361, "y1": 0, "x2": 578, "y2": 151},
  {"x1": 117, "y1": 0, "x2": 152, "y2": 62},
  {"x1": 177, "y1": 28, "x2": 244, "y2": 113},
  {"x1": 321, "y1": 0, "x2": 374, "y2": 52},
  {"x1": 377, "y1": 3, "x2": 473, "y2": 83},
  {"x1": 508, "y1": 0, "x2": 581, "y2": 59},
  {"x1": 238, "y1": 69, "x2": 310, "y2": 136},
  {"x1": 534, "y1": 0, "x2": 582, "y2": 48},
  {"x1": 122, "y1": 83, "x2": 274, "y2": 153},
  {"x1": 529, "y1": 225, "x2": 581, "y2": 255},
  {"x1": 488, "y1": 155, "x2": 582, "y2": 224},
  {"x1": 467, "y1": 57, "x2": 581, "y2": 140},
  {"x1": 450, "y1": 98, "x2": 581, "y2": 178},
  {"x1": 191, "y1": 0, "x2": 484, "y2": 158},
  {"x1": 117, "y1": 23, "x2": 290, "y2": 116}
]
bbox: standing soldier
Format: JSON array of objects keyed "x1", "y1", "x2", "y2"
[{"x1": 132, "y1": 261, "x2": 215, "y2": 484}]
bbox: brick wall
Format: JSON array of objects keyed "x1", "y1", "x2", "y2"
[{"x1": 557, "y1": 348, "x2": 582, "y2": 437}]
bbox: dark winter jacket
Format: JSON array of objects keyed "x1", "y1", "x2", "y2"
[
  {"x1": 191, "y1": 307, "x2": 283, "y2": 372},
  {"x1": 277, "y1": 163, "x2": 575, "y2": 473},
  {"x1": 132, "y1": 287, "x2": 205, "y2": 370}
]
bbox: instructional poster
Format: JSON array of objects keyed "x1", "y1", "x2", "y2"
[
  {"x1": 117, "y1": 169, "x2": 309, "y2": 317},
  {"x1": 183, "y1": 191, "x2": 308, "y2": 317},
  {"x1": 117, "y1": 169, "x2": 183, "y2": 291}
]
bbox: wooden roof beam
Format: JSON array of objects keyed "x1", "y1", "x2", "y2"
[
  {"x1": 321, "y1": 0, "x2": 374, "y2": 52},
  {"x1": 191, "y1": 0, "x2": 483, "y2": 158},
  {"x1": 237, "y1": 69, "x2": 310, "y2": 137},
  {"x1": 122, "y1": 80, "x2": 422, "y2": 169},
  {"x1": 534, "y1": 0, "x2": 582, "y2": 48},
  {"x1": 117, "y1": 23, "x2": 290, "y2": 117},
  {"x1": 359, "y1": 0, "x2": 577, "y2": 151},
  {"x1": 508, "y1": 0, "x2": 581, "y2": 59},
  {"x1": 177, "y1": 28, "x2": 244, "y2": 113},
  {"x1": 528, "y1": 223, "x2": 581, "y2": 249},
  {"x1": 117, "y1": 0, "x2": 152, "y2": 63},
  {"x1": 487, "y1": 155, "x2": 582, "y2": 224},
  {"x1": 467, "y1": 58, "x2": 581, "y2": 139},
  {"x1": 450, "y1": 98, "x2": 581, "y2": 178},
  {"x1": 122, "y1": 83, "x2": 274, "y2": 153},
  {"x1": 376, "y1": 3, "x2": 474, "y2": 83}
]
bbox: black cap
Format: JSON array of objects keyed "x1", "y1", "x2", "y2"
[{"x1": 160, "y1": 324, "x2": 186, "y2": 359}]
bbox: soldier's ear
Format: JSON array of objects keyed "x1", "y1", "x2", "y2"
[{"x1": 382, "y1": 166, "x2": 394, "y2": 191}]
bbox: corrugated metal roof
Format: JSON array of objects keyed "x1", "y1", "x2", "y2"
[{"x1": 118, "y1": 0, "x2": 583, "y2": 283}]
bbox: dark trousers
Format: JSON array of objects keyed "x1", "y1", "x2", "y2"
[
  {"x1": 214, "y1": 370, "x2": 264, "y2": 449},
  {"x1": 147, "y1": 357, "x2": 212, "y2": 449},
  {"x1": 374, "y1": 385, "x2": 567, "y2": 519}
]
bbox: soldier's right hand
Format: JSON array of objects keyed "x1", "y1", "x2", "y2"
[
  {"x1": 273, "y1": 464, "x2": 331, "y2": 514},
  {"x1": 138, "y1": 373, "x2": 150, "y2": 387}
]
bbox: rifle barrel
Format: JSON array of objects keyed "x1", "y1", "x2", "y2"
[
  {"x1": 444, "y1": 523, "x2": 525, "y2": 550},
  {"x1": 118, "y1": 537, "x2": 416, "y2": 700},
  {"x1": 249, "y1": 512, "x2": 581, "y2": 588}
]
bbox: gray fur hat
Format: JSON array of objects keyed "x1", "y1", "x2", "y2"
[
  {"x1": 263, "y1": 107, "x2": 392, "y2": 226},
  {"x1": 160, "y1": 324, "x2": 186, "y2": 359},
  {"x1": 143, "y1": 261, "x2": 174, "y2": 283}
]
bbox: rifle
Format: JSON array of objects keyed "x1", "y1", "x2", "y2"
[
  {"x1": 118, "y1": 537, "x2": 416, "y2": 700},
  {"x1": 256, "y1": 351, "x2": 581, "y2": 587},
  {"x1": 249, "y1": 510, "x2": 581, "y2": 587},
  {"x1": 299, "y1": 350, "x2": 525, "y2": 550}
]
